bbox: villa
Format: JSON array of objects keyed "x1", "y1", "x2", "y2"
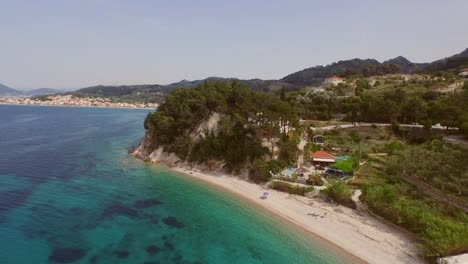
[
  {"x1": 460, "y1": 68, "x2": 468, "y2": 80},
  {"x1": 311, "y1": 150, "x2": 335, "y2": 169},
  {"x1": 323, "y1": 76, "x2": 345, "y2": 86}
]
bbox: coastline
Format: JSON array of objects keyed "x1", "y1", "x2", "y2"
[
  {"x1": 0, "y1": 102, "x2": 155, "y2": 110},
  {"x1": 142, "y1": 161, "x2": 424, "y2": 264}
]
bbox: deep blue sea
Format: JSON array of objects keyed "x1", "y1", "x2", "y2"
[{"x1": 0, "y1": 105, "x2": 350, "y2": 264}]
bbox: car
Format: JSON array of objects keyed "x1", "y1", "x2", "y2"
[{"x1": 323, "y1": 168, "x2": 347, "y2": 178}]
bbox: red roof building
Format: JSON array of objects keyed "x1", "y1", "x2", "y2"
[{"x1": 311, "y1": 150, "x2": 335, "y2": 168}]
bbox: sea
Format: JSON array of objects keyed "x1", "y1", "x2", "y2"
[{"x1": 0, "y1": 105, "x2": 351, "y2": 264}]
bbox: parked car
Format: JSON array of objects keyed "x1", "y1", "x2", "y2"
[{"x1": 323, "y1": 168, "x2": 348, "y2": 178}]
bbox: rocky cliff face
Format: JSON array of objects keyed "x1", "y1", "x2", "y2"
[
  {"x1": 133, "y1": 112, "x2": 225, "y2": 169},
  {"x1": 133, "y1": 119, "x2": 185, "y2": 165}
]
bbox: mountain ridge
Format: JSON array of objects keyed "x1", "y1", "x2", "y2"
[
  {"x1": 0, "y1": 84, "x2": 64, "y2": 97},
  {"x1": 8, "y1": 46, "x2": 468, "y2": 99},
  {"x1": 281, "y1": 47, "x2": 467, "y2": 86},
  {"x1": 0, "y1": 83, "x2": 23, "y2": 97}
]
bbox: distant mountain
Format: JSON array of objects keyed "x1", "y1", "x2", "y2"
[
  {"x1": 424, "y1": 48, "x2": 468, "y2": 72},
  {"x1": 24, "y1": 88, "x2": 64, "y2": 96},
  {"x1": 69, "y1": 84, "x2": 172, "y2": 103},
  {"x1": 166, "y1": 77, "x2": 288, "y2": 92},
  {"x1": 281, "y1": 47, "x2": 468, "y2": 86},
  {"x1": 0, "y1": 83, "x2": 23, "y2": 97},
  {"x1": 382, "y1": 56, "x2": 428, "y2": 73},
  {"x1": 69, "y1": 77, "x2": 290, "y2": 103},
  {"x1": 282, "y1": 59, "x2": 381, "y2": 86}
]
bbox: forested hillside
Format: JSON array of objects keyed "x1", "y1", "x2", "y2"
[
  {"x1": 143, "y1": 81, "x2": 298, "y2": 172},
  {"x1": 281, "y1": 47, "x2": 468, "y2": 86}
]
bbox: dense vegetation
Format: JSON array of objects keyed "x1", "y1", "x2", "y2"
[
  {"x1": 321, "y1": 180, "x2": 356, "y2": 209},
  {"x1": 386, "y1": 141, "x2": 468, "y2": 199},
  {"x1": 308, "y1": 124, "x2": 468, "y2": 260},
  {"x1": 144, "y1": 81, "x2": 299, "y2": 172},
  {"x1": 363, "y1": 181, "x2": 468, "y2": 259},
  {"x1": 357, "y1": 140, "x2": 468, "y2": 260},
  {"x1": 290, "y1": 76, "x2": 468, "y2": 136}
]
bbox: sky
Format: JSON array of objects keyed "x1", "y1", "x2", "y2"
[{"x1": 1, "y1": 0, "x2": 468, "y2": 90}]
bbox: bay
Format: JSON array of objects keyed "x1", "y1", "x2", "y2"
[{"x1": 0, "y1": 105, "x2": 349, "y2": 264}]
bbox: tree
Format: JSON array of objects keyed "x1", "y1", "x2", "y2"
[
  {"x1": 280, "y1": 85, "x2": 286, "y2": 101},
  {"x1": 349, "y1": 131, "x2": 363, "y2": 162},
  {"x1": 325, "y1": 91, "x2": 337, "y2": 122}
]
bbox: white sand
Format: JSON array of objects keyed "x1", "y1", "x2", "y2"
[{"x1": 171, "y1": 167, "x2": 424, "y2": 264}]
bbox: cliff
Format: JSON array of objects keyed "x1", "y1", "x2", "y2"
[{"x1": 133, "y1": 81, "x2": 299, "y2": 178}]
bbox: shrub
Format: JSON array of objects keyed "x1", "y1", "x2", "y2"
[
  {"x1": 306, "y1": 173, "x2": 324, "y2": 186},
  {"x1": 270, "y1": 181, "x2": 308, "y2": 196},
  {"x1": 385, "y1": 140, "x2": 403, "y2": 154},
  {"x1": 321, "y1": 180, "x2": 356, "y2": 209},
  {"x1": 331, "y1": 159, "x2": 354, "y2": 174}
]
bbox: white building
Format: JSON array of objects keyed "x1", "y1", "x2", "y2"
[
  {"x1": 460, "y1": 68, "x2": 468, "y2": 80},
  {"x1": 324, "y1": 76, "x2": 345, "y2": 86}
]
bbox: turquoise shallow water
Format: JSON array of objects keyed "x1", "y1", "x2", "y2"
[{"x1": 0, "y1": 105, "x2": 350, "y2": 264}]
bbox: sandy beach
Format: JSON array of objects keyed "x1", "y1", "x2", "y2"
[{"x1": 168, "y1": 167, "x2": 424, "y2": 264}]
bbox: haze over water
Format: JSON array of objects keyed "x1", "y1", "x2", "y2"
[{"x1": 0, "y1": 105, "x2": 348, "y2": 264}]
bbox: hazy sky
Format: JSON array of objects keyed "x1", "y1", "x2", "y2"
[{"x1": 1, "y1": 0, "x2": 468, "y2": 89}]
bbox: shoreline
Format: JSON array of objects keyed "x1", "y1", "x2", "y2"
[
  {"x1": 143, "y1": 162, "x2": 424, "y2": 264},
  {"x1": 166, "y1": 166, "x2": 366, "y2": 264},
  {"x1": 0, "y1": 102, "x2": 155, "y2": 110}
]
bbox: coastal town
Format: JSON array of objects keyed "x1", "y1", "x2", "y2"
[{"x1": 0, "y1": 94, "x2": 158, "y2": 109}]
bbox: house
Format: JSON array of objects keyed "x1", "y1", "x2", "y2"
[
  {"x1": 460, "y1": 68, "x2": 468, "y2": 80},
  {"x1": 324, "y1": 76, "x2": 345, "y2": 86},
  {"x1": 312, "y1": 135, "x2": 326, "y2": 145},
  {"x1": 311, "y1": 150, "x2": 335, "y2": 169}
]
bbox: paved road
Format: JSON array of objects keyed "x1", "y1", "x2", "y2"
[{"x1": 310, "y1": 122, "x2": 453, "y2": 131}]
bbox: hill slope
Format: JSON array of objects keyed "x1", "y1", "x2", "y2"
[
  {"x1": 137, "y1": 81, "x2": 298, "y2": 173},
  {"x1": 68, "y1": 77, "x2": 289, "y2": 103},
  {"x1": 425, "y1": 48, "x2": 468, "y2": 72},
  {"x1": 24, "y1": 88, "x2": 63, "y2": 96},
  {"x1": 282, "y1": 59, "x2": 381, "y2": 86},
  {"x1": 282, "y1": 47, "x2": 468, "y2": 86},
  {"x1": 0, "y1": 83, "x2": 22, "y2": 97}
]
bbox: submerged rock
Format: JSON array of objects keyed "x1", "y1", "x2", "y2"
[
  {"x1": 164, "y1": 241, "x2": 175, "y2": 250},
  {"x1": 162, "y1": 216, "x2": 184, "y2": 229},
  {"x1": 133, "y1": 198, "x2": 162, "y2": 209},
  {"x1": 146, "y1": 245, "x2": 161, "y2": 255},
  {"x1": 48, "y1": 248, "x2": 86, "y2": 263},
  {"x1": 114, "y1": 250, "x2": 130, "y2": 259},
  {"x1": 0, "y1": 189, "x2": 32, "y2": 213},
  {"x1": 102, "y1": 203, "x2": 139, "y2": 219}
]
